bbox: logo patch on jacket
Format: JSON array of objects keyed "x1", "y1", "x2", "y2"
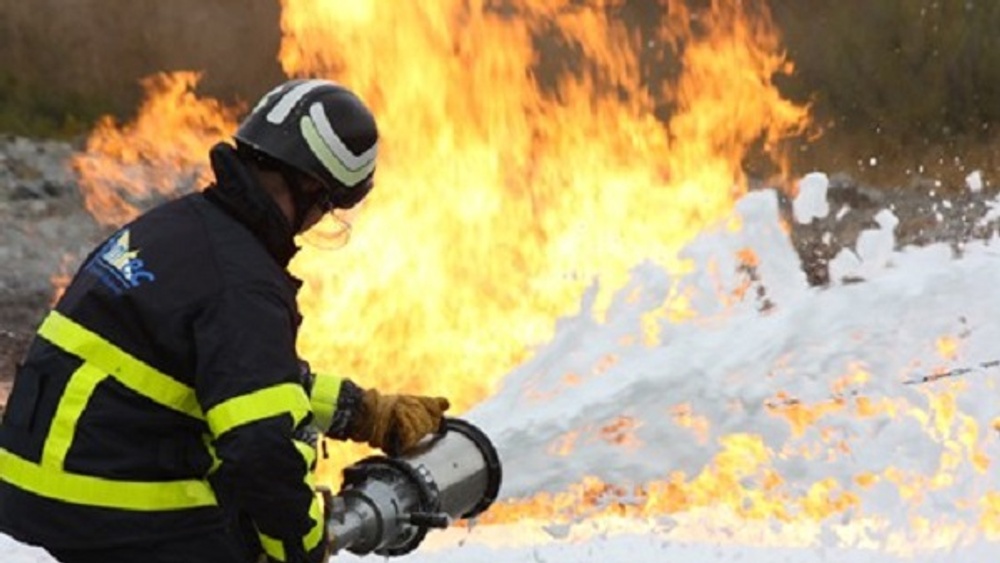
[{"x1": 85, "y1": 229, "x2": 157, "y2": 293}]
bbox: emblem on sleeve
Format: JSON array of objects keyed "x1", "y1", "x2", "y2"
[{"x1": 85, "y1": 229, "x2": 157, "y2": 293}]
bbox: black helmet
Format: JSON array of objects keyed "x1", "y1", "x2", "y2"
[{"x1": 234, "y1": 79, "x2": 378, "y2": 209}]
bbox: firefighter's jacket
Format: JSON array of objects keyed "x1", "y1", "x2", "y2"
[{"x1": 0, "y1": 143, "x2": 354, "y2": 562}]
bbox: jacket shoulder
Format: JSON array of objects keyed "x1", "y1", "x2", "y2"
[{"x1": 142, "y1": 194, "x2": 291, "y2": 291}]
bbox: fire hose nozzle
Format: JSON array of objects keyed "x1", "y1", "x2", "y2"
[{"x1": 325, "y1": 417, "x2": 502, "y2": 557}]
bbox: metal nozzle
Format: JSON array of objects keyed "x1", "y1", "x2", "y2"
[{"x1": 326, "y1": 418, "x2": 502, "y2": 557}]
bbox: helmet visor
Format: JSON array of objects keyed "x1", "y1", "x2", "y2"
[{"x1": 298, "y1": 207, "x2": 358, "y2": 250}]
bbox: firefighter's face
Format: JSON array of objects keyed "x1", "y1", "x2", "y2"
[{"x1": 299, "y1": 179, "x2": 330, "y2": 233}]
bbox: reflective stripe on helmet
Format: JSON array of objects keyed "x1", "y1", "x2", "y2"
[
  {"x1": 266, "y1": 79, "x2": 333, "y2": 125},
  {"x1": 251, "y1": 83, "x2": 286, "y2": 115},
  {"x1": 308, "y1": 101, "x2": 377, "y2": 171},
  {"x1": 300, "y1": 103, "x2": 377, "y2": 187},
  {"x1": 236, "y1": 79, "x2": 378, "y2": 198},
  {"x1": 0, "y1": 447, "x2": 217, "y2": 510},
  {"x1": 37, "y1": 311, "x2": 204, "y2": 419},
  {"x1": 205, "y1": 383, "x2": 312, "y2": 438}
]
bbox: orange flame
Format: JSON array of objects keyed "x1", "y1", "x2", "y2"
[
  {"x1": 49, "y1": 253, "x2": 77, "y2": 304},
  {"x1": 274, "y1": 0, "x2": 809, "y2": 485},
  {"x1": 72, "y1": 72, "x2": 241, "y2": 226},
  {"x1": 71, "y1": 2, "x2": 808, "y2": 414},
  {"x1": 71, "y1": 0, "x2": 944, "y2": 539},
  {"x1": 67, "y1": 1, "x2": 1000, "y2": 547},
  {"x1": 280, "y1": 0, "x2": 808, "y2": 408}
]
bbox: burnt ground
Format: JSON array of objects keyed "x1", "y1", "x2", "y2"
[{"x1": 0, "y1": 137, "x2": 999, "y2": 416}]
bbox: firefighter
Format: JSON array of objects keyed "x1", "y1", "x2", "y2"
[{"x1": 0, "y1": 79, "x2": 450, "y2": 563}]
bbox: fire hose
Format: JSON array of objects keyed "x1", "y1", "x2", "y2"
[{"x1": 322, "y1": 417, "x2": 502, "y2": 557}]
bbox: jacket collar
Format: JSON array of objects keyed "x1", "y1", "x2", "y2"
[{"x1": 203, "y1": 142, "x2": 299, "y2": 267}]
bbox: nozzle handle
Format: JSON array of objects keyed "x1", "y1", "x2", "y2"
[{"x1": 406, "y1": 512, "x2": 450, "y2": 529}]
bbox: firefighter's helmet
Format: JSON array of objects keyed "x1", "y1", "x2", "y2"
[{"x1": 235, "y1": 79, "x2": 378, "y2": 209}]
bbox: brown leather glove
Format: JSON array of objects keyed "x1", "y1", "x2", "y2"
[{"x1": 349, "y1": 388, "x2": 450, "y2": 454}]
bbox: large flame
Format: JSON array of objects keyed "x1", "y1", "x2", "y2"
[
  {"x1": 278, "y1": 0, "x2": 808, "y2": 493},
  {"x1": 68, "y1": 0, "x2": 925, "y2": 542},
  {"x1": 281, "y1": 0, "x2": 807, "y2": 406},
  {"x1": 70, "y1": 2, "x2": 808, "y2": 409},
  {"x1": 72, "y1": 72, "x2": 241, "y2": 227}
]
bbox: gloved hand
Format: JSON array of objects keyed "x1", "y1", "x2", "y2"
[{"x1": 349, "y1": 388, "x2": 450, "y2": 454}]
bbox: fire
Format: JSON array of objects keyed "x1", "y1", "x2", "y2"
[
  {"x1": 69, "y1": 1, "x2": 807, "y2": 417},
  {"x1": 280, "y1": 0, "x2": 807, "y2": 406},
  {"x1": 670, "y1": 403, "x2": 710, "y2": 444},
  {"x1": 72, "y1": 0, "x2": 971, "y2": 546},
  {"x1": 72, "y1": 72, "x2": 241, "y2": 227},
  {"x1": 63, "y1": 0, "x2": 1000, "y2": 551},
  {"x1": 936, "y1": 335, "x2": 960, "y2": 362},
  {"x1": 272, "y1": 0, "x2": 809, "y2": 485},
  {"x1": 472, "y1": 372, "x2": 997, "y2": 547},
  {"x1": 477, "y1": 433, "x2": 862, "y2": 527},
  {"x1": 48, "y1": 253, "x2": 78, "y2": 304}
]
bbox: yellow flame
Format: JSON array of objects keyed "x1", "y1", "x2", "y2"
[
  {"x1": 269, "y1": 0, "x2": 812, "y2": 484},
  {"x1": 72, "y1": 72, "x2": 241, "y2": 226},
  {"x1": 73, "y1": 3, "x2": 808, "y2": 418},
  {"x1": 92, "y1": 0, "x2": 1000, "y2": 541},
  {"x1": 936, "y1": 335, "x2": 960, "y2": 361},
  {"x1": 71, "y1": 2, "x2": 1000, "y2": 545},
  {"x1": 275, "y1": 2, "x2": 808, "y2": 475}
]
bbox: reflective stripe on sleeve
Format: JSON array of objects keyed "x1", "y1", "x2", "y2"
[
  {"x1": 256, "y1": 472, "x2": 326, "y2": 561},
  {"x1": 205, "y1": 383, "x2": 311, "y2": 438},
  {"x1": 259, "y1": 533, "x2": 286, "y2": 562},
  {"x1": 304, "y1": 488, "x2": 326, "y2": 553},
  {"x1": 309, "y1": 372, "x2": 342, "y2": 433},
  {"x1": 293, "y1": 439, "x2": 317, "y2": 470}
]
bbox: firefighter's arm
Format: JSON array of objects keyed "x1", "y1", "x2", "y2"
[
  {"x1": 194, "y1": 286, "x2": 328, "y2": 563},
  {"x1": 308, "y1": 372, "x2": 450, "y2": 453},
  {"x1": 204, "y1": 388, "x2": 327, "y2": 563}
]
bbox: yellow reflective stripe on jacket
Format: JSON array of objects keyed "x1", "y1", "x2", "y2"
[
  {"x1": 256, "y1": 437, "x2": 324, "y2": 561},
  {"x1": 17, "y1": 311, "x2": 216, "y2": 511},
  {"x1": 259, "y1": 533, "x2": 286, "y2": 561},
  {"x1": 41, "y1": 363, "x2": 106, "y2": 468},
  {"x1": 293, "y1": 439, "x2": 316, "y2": 470},
  {"x1": 37, "y1": 311, "x2": 203, "y2": 419},
  {"x1": 205, "y1": 383, "x2": 311, "y2": 438},
  {"x1": 309, "y1": 372, "x2": 342, "y2": 433},
  {"x1": 203, "y1": 433, "x2": 222, "y2": 475},
  {"x1": 297, "y1": 438, "x2": 324, "y2": 553},
  {"x1": 257, "y1": 490, "x2": 326, "y2": 561},
  {"x1": 0, "y1": 448, "x2": 217, "y2": 511},
  {"x1": 304, "y1": 486, "x2": 325, "y2": 552}
]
